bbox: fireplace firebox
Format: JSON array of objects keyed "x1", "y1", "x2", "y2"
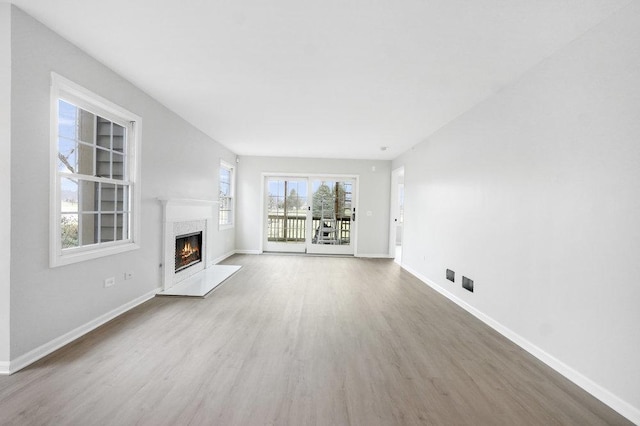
[{"x1": 175, "y1": 231, "x2": 202, "y2": 272}]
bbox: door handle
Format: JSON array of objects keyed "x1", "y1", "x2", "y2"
[{"x1": 352, "y1": 208, "x2": 356, "y2": 222}]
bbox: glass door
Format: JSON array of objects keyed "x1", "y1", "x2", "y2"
[
  {"x1": 307, "y1": 178, "x2": 356, "y2": 255},
  {"x1": 264, "y1": 178, "x2": 309, "y2": 253},
  {"x1": 263, "y1": 176, "x2": 357, "y2": 255}
]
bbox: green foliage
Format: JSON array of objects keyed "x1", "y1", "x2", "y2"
[
  {"x1": 268, "y1": 188, "x2": 304, "y2": 213},
  {"x1": 312, "y1": 182, "x2": 347, "y2": 218},
  {"x1": 61, "y1": 216, "x2": 78, "y2": 249},
  {"x1": 285, "y1": 188, "x2": 303, "y2": 211}
]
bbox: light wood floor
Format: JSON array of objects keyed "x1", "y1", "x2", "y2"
[{"x1": 0, "y1": 254, "x2": 631, "y2": 425}]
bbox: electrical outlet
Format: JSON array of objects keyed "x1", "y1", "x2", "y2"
[
  {"x1": 104, "y1": 277, "x2": 115, "y2": 288},
  {"x1": 446, "y1": 269, "x2": 455, "y2": 282},
  {"x1": 124, "y1": 272, "x2": 134, "y2": 280},
  {"x1": 462, "y1": 276, "x2": 474, "y2": 293}
]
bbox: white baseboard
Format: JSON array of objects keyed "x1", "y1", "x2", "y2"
[
  {"x1": 234, "y1": 250, "x2": 393, "y2": 258},
  {"x1": 233, "y1": 249, "x2": 261, "y2": 255},
  {"x1": 0, "y1": 361, "x2": 9, "y2": 375},
  {"x1": 355, "y1": 253, "x2": 394, "y2": 258},
  {"x1": 402, "y1": 264, "x2": 640, "y2": 425},
  {"x1": 209, "y1": 250, "x2": 237, "y2": 266},
  {"x1": 7, "y1": 288, "x2": 158, "y2": 375}
]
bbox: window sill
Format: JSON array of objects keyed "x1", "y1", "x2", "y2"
[{"x1": 50, "y1": 241, "x2": 140, "y2": 268}]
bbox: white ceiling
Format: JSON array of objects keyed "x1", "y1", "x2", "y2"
[{"x1": 10, "y1": 0, "x2": 630, "y2": 160}]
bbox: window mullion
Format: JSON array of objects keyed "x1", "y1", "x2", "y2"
[
  {"x1": 58, "y1": 172, "x2": 130, "y2": 186},
  {"x1": 114, "y1": 185, "x2": 118, "y2": 241},
  {"x1": 77, "y1": 177, "x2": 82, "y2": 246},
  {"x1": 92, "y1": 114, "x2": 97, "y2": 177},
  {"x1": 97, "y1": 182, "x2": 102, "y2": 243}
]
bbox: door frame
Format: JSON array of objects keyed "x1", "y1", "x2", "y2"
[
  {"x1": 388, "y1": 166, "x2": 404, "y2": 261},
  {"x1": 260, "y1": 172, "x2": 359, "y2": 255}
]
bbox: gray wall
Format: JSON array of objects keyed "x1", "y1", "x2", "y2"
[
  {"x1": 236, "y1": 156, "x2": 391, "y2": 256},
  {"x1": 393, "y1": 2, "x2": 640, "y2": 418},
  {"x1": 0, "y1": 3, "x2": 11, "y2": 366},
  {"x1": 9, "y1": 6, "x2": 236, "y2": 359}
]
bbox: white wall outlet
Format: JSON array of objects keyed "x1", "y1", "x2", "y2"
[
  {"x1": 124, "y1": 272, "x2": 134, "y2": 280},
  {"x1": 366, "y1": 210, "x2": 373, "y2": 216},
  {"x1": 104, "y1": 277, "x2": 115, "y2": 288}
]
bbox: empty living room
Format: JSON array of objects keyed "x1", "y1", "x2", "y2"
[{"x1": 1, "y1": 1, "x2": 638, "y2": 425}]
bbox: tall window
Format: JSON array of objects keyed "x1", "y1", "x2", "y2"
[
  {"x1": 50, "y1": 74, "x2": 141, "y2": 267},
  {"x1": 219, "y1": 161, "x2": 234, "y2": 228}
]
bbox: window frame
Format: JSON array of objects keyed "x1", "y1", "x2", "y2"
[
  {"x1": 218, "y1": 160, "x2": 235, "y2": 230},
  {"x1": 49, "y1": 73, "x2": 142, "y2": 267}
]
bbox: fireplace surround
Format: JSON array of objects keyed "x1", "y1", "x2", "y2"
[
  {"x1": 159, "y1": 199, "x2": 216, "y2": 291},
  {"x1": 158, "y1": 198, "x2": 240, "y2": 296}
]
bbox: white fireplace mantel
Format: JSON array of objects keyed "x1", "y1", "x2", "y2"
[
  {"x1": 158, "y1": 197, "x2": 219, "y2": 221},
  {"x1": 159, "y1": 198, "x2": 217, "y2": 290}
]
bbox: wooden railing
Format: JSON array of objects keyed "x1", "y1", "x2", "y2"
[{"x1": 267, "y1": 214, "x2": 351, "y2": 243}]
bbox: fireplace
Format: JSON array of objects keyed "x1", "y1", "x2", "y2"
[{"x1": 175, "y1": 231, "x2": 202, "y2": 273}]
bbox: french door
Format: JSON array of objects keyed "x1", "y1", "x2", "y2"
[{"x1": 263, "y1": 176, "x2": 357, "y2": 255}]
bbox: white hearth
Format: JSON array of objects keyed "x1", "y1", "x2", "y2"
[{"x1": 158, "y1": 198, "x2": 240, "y2": 297}]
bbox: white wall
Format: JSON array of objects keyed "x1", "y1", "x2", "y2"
[
  {"x1": 393, "y1": 3, "x2": 640, "y2": 422},
  {"x1": 0, "y1": 2, "x2": 11, "y2": 367},
  {"x1": 236, "y1": 156, "x2": 391, "y2": 256},
  {"x1": 9, "y1": 7, "x2": 236, "y2": 361}
]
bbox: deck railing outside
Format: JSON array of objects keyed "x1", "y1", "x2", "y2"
[{"x1": 267, "y1": 214, "x2": 351, "y2": 244}]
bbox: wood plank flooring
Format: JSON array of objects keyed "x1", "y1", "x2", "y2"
[{"x1": 0, "y1": 254, "x2": 631, "y2": 425}]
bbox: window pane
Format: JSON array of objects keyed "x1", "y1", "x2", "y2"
[
  {"x1": 113, "y1": 124, "x2": 125, "y2": 152},
  {"x1": 78, "y1": 109, "x2": 96, "y2": 145},
  {"x1": 79, "y1": 180, "x2": 97, "y2": 213},
  {"x1": 100, "y1": 213, "x2": 116, "y2": 242},
  {"x1": 80, "y1": 213, "x2": 98, "y2": 245},
  {"x1": 77, "y1": 142, "x2": 94, "y2": 176},
  {"x1": 58, "y1": 100, "x2": 77, "y2": 139},
  {"x1": 219, "y1": 210, "x2": 228, "y2": 225},
  {"x1": 58, "y1": 138, "x2": 77, "y2": 173},
  {"x1": 120, "y1": 185, "x2": 129, "y2": 212},
  {"x1": 95, "y1": 148, "x2": 111, "y2": 178},
  {"x1": 101, "y1": 183, "x2": 116, "y2": 212},
  {"x1": 219, "y1": 182, "x2": 230, "y2": 197},
  {"x1": 121, "y1": 213, "x2": 129, "y2": 240},
  {"x1": 112, "y1": 153, "x2": 124, "y2": 179},
  {"x1": 220, "y1": 168, "x2": 231, "y2": 185},
  {"x1": 60, "y1": 178, "x2": 78, "y2": 213},
  {"x1": 220, "y1": 197, "x2": 229, "y2": 210},
  {"x1": 61, "y1": 214, "x2": 79, "y2": 249},
  {"x1": 115, "y1": 214, "x2": 125, "y2": 241},
  {"x1": 96, "y1": 117, "x2": 111, "y2": 149}
]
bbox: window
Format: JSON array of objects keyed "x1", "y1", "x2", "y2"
[
  {"x1": 50, "y1": 73, "x2": 141, "y2": 267},
  {"x1": 219, "y1": 161, "x2": 234, "y2": 229}
]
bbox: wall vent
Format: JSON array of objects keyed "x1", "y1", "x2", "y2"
[
  {"x1": 446, "y1": 269, "x2": 455, "y2": 282},
  {"x1": 462, "y1": 276, "x2": 474, "y2": 292}
]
